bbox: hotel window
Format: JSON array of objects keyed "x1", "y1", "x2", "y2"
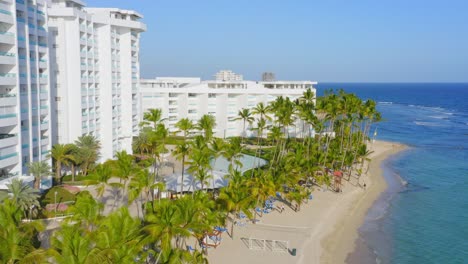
[
  {"x1": 188, "y1": 109, "x2": 197, "y2": 114},
  {"x1": 188, "y1": 93, "x2": 197, "y2": 98},
  {"x1": 208, "y1": 93, "x2": 216, "y2": 98}
]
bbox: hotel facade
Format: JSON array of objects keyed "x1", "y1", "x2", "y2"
[
  {"x1": 140, "y1": 77, "x2": 317, "y2": 138},
  {"x1": 1, "y1": 0, "x2": 145, "y2": 187},
  {"x1": 0, "y1": 0, "x2": 51, "y2": 181},
  {"x1": 48, "y1": 0, "x2": 146, "y2": 161}
]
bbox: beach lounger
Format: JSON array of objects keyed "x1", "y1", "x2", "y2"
[{"x1": 215, "y1": 226, "x2": 228, "y2": 232}]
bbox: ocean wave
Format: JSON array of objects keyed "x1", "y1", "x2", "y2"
[
  {"x1": 378, "y1": 101, "x2": 393, "y2": 105},
  {"x1": 414, "y1": 121, "x2": 444, "y2": 127},
  {"x1": 428, "y1": 115, "x2": 450, "y2": 120}
]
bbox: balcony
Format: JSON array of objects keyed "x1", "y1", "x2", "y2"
[
  {"x1": 0, "y1": 31, "x2": 14, "y2": 44},
  {"x1": 0, "y1": 9, "x2": 13, "y2": 24},
  {"x1": 39, "y1": 60, "x2": 47, "y2": 68},
  {"x1": 39, "y1": 90, "x2": 48, "y2": 99},
  {"x1": 0, "y1": 51, "x2": 15, "y2": 64},
  {"x1": 40, "y1": 105, "x2": 48, "y2": 115},
  {"x1": 0, "y1": 73, "x2": 16, "y2": 85},
  {"x1": 40, "y1": 121, "x2": 48, "y2": 130},
  {"x1": 0, "y1": 152, "x2": 18, "y2": 168},
  {"x1": 0, "y1": 94, "x2": 16, "y2": 106},
  {"x1": 0, "y1": 133, "x2": 18, "y2": 147},
  {"x1": 41, "y1": 137, "x2": 48, "y2": 146},
  {"x1": 39, "y1": 75, "x2": 48, "y2": 84}
]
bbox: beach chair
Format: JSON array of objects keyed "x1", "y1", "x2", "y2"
[
  {"x1": 187, "y1": 245, "x2": 195, "y2": 252},
  {"x1": 239, "y1": 212, "x2": 247, "y2": 219},
  {"x1": 215, "y1": 226, "x2": 228, "y2": 232}
]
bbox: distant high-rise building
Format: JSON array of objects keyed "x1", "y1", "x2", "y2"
[
  {"x1": 0, "y1": 0, "x2": 52, "y2": 182},
  {"x1": 48, "y1": 0, "x2": 146, "y2": 161},
  {"x1": 214, "y1": 70, "x2": 243, "y2": 81},
  {"x1": 262, "y1": 72, "x2": 275, "y2": 82}
]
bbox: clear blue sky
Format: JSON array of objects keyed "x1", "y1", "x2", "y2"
[{"x1": 87, "y1": 0, "x2": 468, "y2": 82}]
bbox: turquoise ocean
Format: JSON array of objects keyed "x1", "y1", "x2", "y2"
[{"x1": 317, "y1": 83, "x2": 468, "y2": 264}]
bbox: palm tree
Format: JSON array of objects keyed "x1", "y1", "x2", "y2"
[
  {"x1": 218, "y1": 171, "x2": 253, "y2": 238},
  {"x1": 133, "y1": 129, "x2": 151, "y2": 157},
  {"x1": 6, "y1": 179, "x2": 40, "y2": 220},
  {"x1": 48, "y1": 225, "x2": 107, "y2": 264},
  {"x1": 75, "y1": 135, "x2": 101, "y2": 176},
  {"x1": 85, "y1": 162, "x2": 112, "y2": 198},
  {"x1": 173, "y1": 142, "x2": 190, "y2": 194},
  {"x1": 128, "y1": 169, "x2": 159, "y2": 218},
  {"x1": 142, "y1": 108, "x2": 165, "y2": 129},
  {"x1": 113, "y1": 151, "x2": 139, "y2": 204},
  {"x1": 248, "y1": 172, "x2": 276, "y2": 220},
  {"x1": 209, "y1": 137, "x2": 226, "y2": 187},
  {"x1": 66, "y1": 144, "x2": 81, "y2": 182},
  {"x1": 233, "y1": 108, "x2": 254, "y2": 144},
  {"x1": 175, "y1": 118, "x2": 194, "y2": 139},
  {"x1": 197, "y1": 114, "x2": 216, "y2": 140},
  {"x1": 49, "y1": 143, "x2": 75, "y2": 184},
  {"x1": 144, "y1": 199, "x2": 190, "y2": 262},
  {"x1": 252, "y1": 102, "x2": 271, "y2": 121},
  {"x1": 0, "y1": 199, "x2": 45, "y2": 263},
  {"x1": 66, "y1": 191, "x2": 103, "y2": 231},
  {"x1": 187, "y1": 136, "x2": 212, "y2": 192},
  {"x1": 223, "y1": 137, "x2": 244, "y2": 170},
  {"x1": 187, "y1": 149, "x2": 211, "y2": 192},
  {"x1": 94, "y1": 207, "x2": 147, "y2": 262},
  {"x1": 27, "y1": 161, "x2": 51, "y2": 189}
]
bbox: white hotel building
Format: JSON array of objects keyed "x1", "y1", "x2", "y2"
[
  {"x1": 0, "y1": 0, "x2": 51, "y2": 181},
  {"x1": 140, "y1": 77, "x2": 317, "y2": 138},
  {"x1": 48, "y1": 0, "x2": 145, "y2": 161}
]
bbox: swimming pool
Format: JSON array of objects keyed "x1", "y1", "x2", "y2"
[{"x1": 211, "y1": 154, "x2": 267, "y2": 173}]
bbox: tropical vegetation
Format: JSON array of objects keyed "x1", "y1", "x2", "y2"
[{"x1": 0, "y1": 89, "x2": 381, "y2": 263}]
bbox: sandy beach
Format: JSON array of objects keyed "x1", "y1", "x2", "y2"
[{"x1": 208, "y1": 140, "x2": 407, "y2": 264}]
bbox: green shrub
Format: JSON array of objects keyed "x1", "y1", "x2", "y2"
[
  {"x1": 61, "y1": 174, "x2": 87, "y2": 182},
  {"x1": 41, "y1": 186, "x2": 76, "y2": 205}
]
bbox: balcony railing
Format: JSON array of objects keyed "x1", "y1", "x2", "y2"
[
  {"x1": 0, "y1": 152, "x2": 18, "y2": 160},
  {"x1": 0, "y1": 73, "x2": 16, "y2": 78},
  {"x1": 0, "y1": 9, "x2": 12, "y2": 16},
  {"x1": 0, "y1": 133, "x2": 16, "y2": 139},
  {"x1": 0, "y1": 52, "x2": 15, "y2": 57},
  {"x1": 0, "y1": 31, "x2": 14, "y2": 36}
]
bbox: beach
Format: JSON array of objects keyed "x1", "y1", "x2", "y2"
[{"x1": 208, "y1": 140, "x2": 407, "y2": 264}]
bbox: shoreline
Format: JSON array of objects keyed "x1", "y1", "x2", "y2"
[
  {"x1": 320, "y1": 140, "x2": 408, "y2": 264},
  {"x1": 207, "y1": 140, "x2": 407, "y2": 264}
]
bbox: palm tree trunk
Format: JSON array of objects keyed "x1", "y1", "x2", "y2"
[
  {"x1": 180, "y1": 156, "x2": 185, "y2": 194},
  {"x1": 34, "y1": 176, "x2": 40, "y2": 189},
  {"x1": 56, "y1": 161, "x2": 61, "y2": 184},
  {"x1": 71, "y1": 164, "x2": 76, "y2": 182}
]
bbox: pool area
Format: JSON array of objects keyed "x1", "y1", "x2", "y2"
[
  {"x1": 165, "y1": 154, "x2": 268, "y2": 192},
  {"x1": 211, "y1": 154, "x2": 267, "y2": 173}
]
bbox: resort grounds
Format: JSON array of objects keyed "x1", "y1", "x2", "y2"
[{"x1": 206, "y1": 140, "x2": 407, "y2": 264}]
